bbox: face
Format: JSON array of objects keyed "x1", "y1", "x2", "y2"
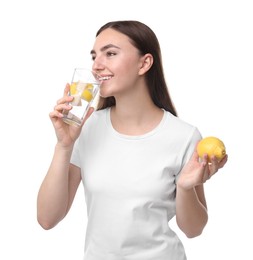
[{"x1": 91, "y1": 28, "x2": 144, "y2": 98}]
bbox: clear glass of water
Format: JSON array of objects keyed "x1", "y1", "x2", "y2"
[{"x1": 62, "y1": 68, "x2": 101, "y2": 127}]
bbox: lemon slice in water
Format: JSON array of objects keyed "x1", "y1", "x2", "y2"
[{"x1": 81, "y1": 89, "x2": 93, "y2": 102}]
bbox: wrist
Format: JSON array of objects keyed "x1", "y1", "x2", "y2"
[
  {"x1": 176, "y1": 182, "x2": 195, "y2": 192},
  {"x1": 55, "y1": 142, "x2": 74, "y2": 152}
]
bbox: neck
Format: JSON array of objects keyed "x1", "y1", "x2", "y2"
[{"x1": 110, "y1": 92, "x2": 163, "y2": 135}]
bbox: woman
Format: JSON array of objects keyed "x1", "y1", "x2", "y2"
[{"x1": 37, "y1": 20, "x2": 228, "y2": 259}]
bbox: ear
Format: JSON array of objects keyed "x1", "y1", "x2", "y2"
[{"x1": 138, "y1": 53, "x2": 153, "y2": 75}]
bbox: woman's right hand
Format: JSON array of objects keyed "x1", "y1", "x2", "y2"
[{"x1": 49, "y1": 83, "x2": 94, "y2": 148}]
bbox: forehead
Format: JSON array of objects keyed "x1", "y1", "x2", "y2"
[{"x1": 92, "y1": 28, "x2": 135, "y2": 51}]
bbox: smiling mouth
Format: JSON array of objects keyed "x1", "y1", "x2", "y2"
[{"x1": 98, "y1": 76, "x2": 112, "y2": 81}]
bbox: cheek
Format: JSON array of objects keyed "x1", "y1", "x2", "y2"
[
  {"x1": 98, "y1": 58, "x2": 140, "y2": 97},
  {"x1": 115, "y1": 54, "x2": 140, "y2": 76},
  {"x1": 117, "y1": 63, "x2": 140, "y2": 86},
  {"x1": 99, "y1": 81, "x2": 116, "y2": 98}
]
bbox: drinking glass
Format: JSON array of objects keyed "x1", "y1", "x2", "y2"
[{"x1": 62, "y1": 68, "x2": 101, "y2": 126}]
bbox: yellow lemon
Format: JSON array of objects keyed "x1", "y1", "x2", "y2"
[
  {"x1": 197, "y1": 136, "x2": 226, "y2": 162},
  {"x1": 70, "y1": 82, "x2": 77, "y2": 95},
  {"x1": 81, "y1": 89, "x2": 93, "y2": 102},
  {"x1": 85, "y1": 83, "x2": 94, "y2": 90}
]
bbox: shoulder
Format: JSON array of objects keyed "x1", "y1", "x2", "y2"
[
  {"x1": 83, "y1": 108, "x2": 108, "y2": 129},
  {"x1": 163, "y1": 111, "x2": 202, "y2": 142},
  {"x1": 164, "y1": 111, "x2": 200, "y2": 132},
  {"x1": 91, "y1": 108, "x2": 108, "y2": 121},
  {"x1": 78, "y1": 108, "x2": 108, "y2": 140}
]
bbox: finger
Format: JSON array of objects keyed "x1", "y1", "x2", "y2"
[
  {"x1": 209, "y1": 156, "x2": 219, "y2": 176},
  {"x1": 218, "y1": 154, "x2": 228, "y2": 168},
  {"x1": 49, "y1": 110, "x2": 63, "y2": 119},
  {"x1": 200, "y1": 159, "x2": 210, "y2": 182},
  {"x1": 64, "y1": 83, "x2": 70, "y2": 96},
  {"x1": 54, "y1": 103, "x2": 72, "y2": 112},
  {"x1": 56, "y1": 95, "x2": 73, "y2": 105},
  {"x1": 199, "y1": 154, "x2": 212, "y2": 182},
  {"x1": 200, "y1": 153, "x2": 209, "y2": 164}
]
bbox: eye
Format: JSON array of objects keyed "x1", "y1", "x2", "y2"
[
  {"x1": 91, "y1": 55, "x2": 96, "y2": 61},
  {"x1": 106, "y1": 51, "x2": 116, "y2": 57}
]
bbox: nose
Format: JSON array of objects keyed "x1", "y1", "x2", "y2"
[{"x1": 92, "y1": 55, "x2": 105, "y2": 74}]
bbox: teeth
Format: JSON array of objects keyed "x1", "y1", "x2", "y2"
[{"x1": 99, "y1": 76, "x2": 111, "y2": 81}]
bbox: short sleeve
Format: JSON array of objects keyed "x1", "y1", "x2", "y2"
[
  {"x1": 182, "y1": 127, "x2": 202, "y2": 165},
  {"x1": 175, "y1": 127, "x2": 202, "y2": 182}
]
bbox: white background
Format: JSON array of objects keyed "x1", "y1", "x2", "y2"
[{"x1": 0, "y1": 0, "x2": 252, "y2": 259}]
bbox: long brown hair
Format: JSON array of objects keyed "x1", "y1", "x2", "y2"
[{"x1": 95, "y1": 20, "x2": 177, "y2": 117}]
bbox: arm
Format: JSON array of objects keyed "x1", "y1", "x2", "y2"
[
  {"x1": 37, "y1": 84, "x2": 93, "y2": 230},
  {"x1": 176, "y1": 148, "x2": 228, "y2": 238},
  {"x1": 37, "y1": 145, "x2": 81, "y2": 230},
  {"x1": 176, "y1": 184, "x2": 208, "y2": 238}
]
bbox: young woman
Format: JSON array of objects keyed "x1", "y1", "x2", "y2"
[{"x1": 37, "y1": 20, "x2": 228, "y2": 260}]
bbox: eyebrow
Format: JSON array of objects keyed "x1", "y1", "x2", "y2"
[{"x1": 90, "y1": 44, "x2": 120, "y2": 55}]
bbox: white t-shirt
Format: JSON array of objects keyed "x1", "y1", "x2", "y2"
[{"x1": 71, "y1": 108, "x2": 202, "y2": 260}]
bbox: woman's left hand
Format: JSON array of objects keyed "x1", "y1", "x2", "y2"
[{"x1": 177, "y1": 147, "x2": 228, "y2": 190}]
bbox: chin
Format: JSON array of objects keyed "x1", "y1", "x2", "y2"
[{"x1": 99, "y1": 89, "x2": 113, "y2": 98}]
